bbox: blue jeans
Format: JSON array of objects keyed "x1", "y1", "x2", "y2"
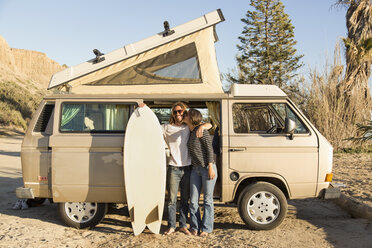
[
  {"x1": 189, "y1": 164, "x2": 217, "y2": 233},
  {"x1": 167, "y1": 165, "x2": 191, "y2": 229}
]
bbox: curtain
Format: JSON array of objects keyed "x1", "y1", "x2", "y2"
[
  {"x1": 105, "y1": 104, "x2": 130, "y2": 130},
  {"x1": 206, "y1": 101, "x2": 220, "y2": 132},
  {"x1": 61, "y1": 104, "x2": 82, "y2": 127}
]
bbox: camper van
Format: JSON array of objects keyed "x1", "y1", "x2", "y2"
[{"x1": 16, "y1": 9, "x2": 338, "y2": 230}]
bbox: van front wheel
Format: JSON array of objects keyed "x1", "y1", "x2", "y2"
[
  {"x1": 238, "y1": 182, "x2": 287, "y2": 230},
  {"x1": 58, "y1": 202, "x2": 107, "y2": 229}
]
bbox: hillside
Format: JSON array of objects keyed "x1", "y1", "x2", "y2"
[{"x1": 0, "y1": 35, "x2": 66, "y2": 130}]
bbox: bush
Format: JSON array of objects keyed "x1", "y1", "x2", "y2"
[{"x1": 0, "y1": 81, "x2": 44, "y2": 130}]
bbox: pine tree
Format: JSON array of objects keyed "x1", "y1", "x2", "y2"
[{"x1": 230, "y1": 0, "x2": 303, "y2": 88}]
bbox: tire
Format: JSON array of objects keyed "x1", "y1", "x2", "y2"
[
  {"x1": 237, "y1": 182, "x2": 287, "y2": 230},
  {"x1": 26, "y1": 198, "x2": 46, "y2": 207},
  {"x1": 58, "y1": 202, "x2": 107, "y2": 229}
]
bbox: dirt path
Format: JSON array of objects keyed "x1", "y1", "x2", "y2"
[{"x1": 0, "y1": 136, "x2": 371, "y2": 248}]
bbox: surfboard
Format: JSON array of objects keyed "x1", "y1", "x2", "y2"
[{"x1": 123, "y1": 106, "x2": 166, "y2": 235}]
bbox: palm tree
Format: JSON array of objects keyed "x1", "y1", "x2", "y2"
[{"x1": 337, "y1": 0, "x2": 372, "y2": 96}]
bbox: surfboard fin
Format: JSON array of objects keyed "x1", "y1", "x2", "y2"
[
  {"x1": 146, "y1": 205, "x2": 162, "y2": 234},
  {"x1": 129, "y1": 206, "x2": 135, "y2": 222},
  {"x1": 130, "y1": 206, "x2": 146, "y2": 236},
  {"x1": 145, "y1": 205, "x2": 159, "y2": 224}
]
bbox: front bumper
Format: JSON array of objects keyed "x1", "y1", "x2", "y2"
[{"x1": 16, "y1": 187, "x2": 34, "y2": 199}]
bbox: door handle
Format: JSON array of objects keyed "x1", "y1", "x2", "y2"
[{"x1": 229, "y1": 148, "x2": 245, "y2": 152}]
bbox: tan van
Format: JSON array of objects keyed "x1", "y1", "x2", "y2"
[{"x1": 16, "y1": 9, "x2": 339, "y2": 230}]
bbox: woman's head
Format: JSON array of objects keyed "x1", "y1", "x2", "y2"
[
  {"x1": 169, "y1": 102, "x2": 188, "y2": 124},
  {"x1": 185, "y1": 108, "x2": 203, "y2": 127}
]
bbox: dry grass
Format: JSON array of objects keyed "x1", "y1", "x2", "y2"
[
  {"x1": 302, "y1": 46, "x2": 371, "y2": 150},
  {"x1": 0, "y1": 81, "x2": 44, "y2": 130}
]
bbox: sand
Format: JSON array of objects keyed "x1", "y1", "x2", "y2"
[
  {"x1": 333, "y1": 153, "x2": 372, "y2": 208},
  {"x1": 0, "y1": 136, "x2": 371, "y2": 248}
]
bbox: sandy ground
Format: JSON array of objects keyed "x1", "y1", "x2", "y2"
[
  {"x1": 0, "y1": 136, "x2": 372, "y2": 248},
  {"x1": 333, "y1": 153, "x2": 372, "y2": 207}
]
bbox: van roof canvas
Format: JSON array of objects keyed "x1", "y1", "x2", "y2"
[{"x1": 48, "y1": 9, "x2": 225, "y2": 95}]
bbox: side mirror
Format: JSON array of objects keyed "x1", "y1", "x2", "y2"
[{"x1": 285, "y1": 118, "x2": 296, "y2": 140}]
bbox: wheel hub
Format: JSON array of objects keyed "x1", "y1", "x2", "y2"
[
  {"x1": 64, "y1": 202, "x2": 98, "y2": 223},
  {"x1": 247, "y1": 191, "x2": 280, "y2": 224}
]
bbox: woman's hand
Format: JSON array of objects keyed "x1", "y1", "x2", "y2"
[{"x1": 208, "y1": 164, "x2": 216, "y2": 180}]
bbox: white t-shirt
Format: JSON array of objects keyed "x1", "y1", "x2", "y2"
[{"x1": 161, "y1": 123, "x2": 191, "y2": 167}]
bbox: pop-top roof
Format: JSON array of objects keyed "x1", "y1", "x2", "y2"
[{"x1": 48, "y1": 9, "x2": 225, "y2": 95}]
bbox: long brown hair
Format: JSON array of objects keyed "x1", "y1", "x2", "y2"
[
  {"x1": 187, "y1": 108, "x2": 203, "y2": 126},
  {"x1": 169, "y1": 102, "x2": 188, "y2": 124}
]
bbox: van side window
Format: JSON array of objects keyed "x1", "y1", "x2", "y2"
[
  {"x1": 233, "y1": 104, "x2": 277, "y2": 133},
  {"x1": 60, "y1": 103, "x2": 131, "y2": 133},
  {"x1": 34, "y1": 104, "x2": 55, "y2": 133},
  {"x1": 272, "y1": 104, "x2": 308, "y2": 133},
  {"x1": 232, "y1": 103, "x2": 308, "y2": 134}
]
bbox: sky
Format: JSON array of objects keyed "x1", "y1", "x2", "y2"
[{"x1": 0, "y1": 0, "x2": 351, "y2": 85}]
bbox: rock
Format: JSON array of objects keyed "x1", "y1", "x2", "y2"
[{"x1": 0, "y1": 35, "x2": 66, "y2": 89}]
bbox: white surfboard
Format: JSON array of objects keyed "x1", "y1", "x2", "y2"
[{"x1": 124, "y1": 106, "x2": 166, "y2": 235}]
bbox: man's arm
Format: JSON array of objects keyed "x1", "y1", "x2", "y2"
[{"x1": 196, "y1": 122, "x2": 212, "y2": 138}]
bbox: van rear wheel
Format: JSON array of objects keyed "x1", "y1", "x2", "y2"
[
  {"x1": 58, "y1": 202, "x2": 107, "y2": 229},
  {"x1": 238, "y1": 182, "x2": 287, "y2": 230}
]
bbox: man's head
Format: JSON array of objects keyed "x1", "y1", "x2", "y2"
[{"x1": 169, "y1": 102, "x2": 188, "y2": 125}]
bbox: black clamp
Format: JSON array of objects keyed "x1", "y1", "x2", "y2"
[
  {"x1": 93, "y1": 49, "x2": 105, "y2": 64},
  {"x1": 162, "y1": 21, "x2": 175, "y2": 37}
]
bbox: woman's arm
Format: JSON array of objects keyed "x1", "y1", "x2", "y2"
[{"x1": 199, "y1": 130, "x2": 215, "y2": 180}]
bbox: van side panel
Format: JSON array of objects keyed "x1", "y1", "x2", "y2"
[
  {"x1": 50, "y1": 140, "x2": 125, "y2": 202},
  {"x1": 21, "y1": 100, "x2": 53, "y2": 198},
  {"x1": 50, "y1": 99, "x2": 131, "y2": 203}
]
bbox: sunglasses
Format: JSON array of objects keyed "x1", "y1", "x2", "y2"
[{"x1": 173, "y1": 110, "x2": 184, "y2": 115}]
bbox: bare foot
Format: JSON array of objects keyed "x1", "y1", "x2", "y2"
[
  {"x1": 179, "y1": 227, "x2": 191, "y2": 236},
  {"x1": 190, "y1": 230, "x2": 198, "y2": 236},
  {"x1": 163, "y1": 228, "x2": 175, "y2": 235},
  {"x1": 199, "y1": 231, "x2": 209, "y2": 237}
]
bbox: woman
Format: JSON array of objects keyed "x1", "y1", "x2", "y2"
[{"x1": 185, "y1": 108, "x2": 217, "y2": 237}]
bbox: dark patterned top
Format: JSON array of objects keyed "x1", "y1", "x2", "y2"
[{"x1": 187, "y1": 126, "x2": 214, "y2": 167}]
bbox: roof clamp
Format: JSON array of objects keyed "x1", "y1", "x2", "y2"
[
  {"x1": 92, "y1": 49, "x2": 105, "y2": 64},
  {"x1": 162, "y1": 21, "x2": 175, "y2": 37}
]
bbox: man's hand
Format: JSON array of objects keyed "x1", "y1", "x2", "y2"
[{"x1": 196, "y1": 123, "x2": 212, "y2": 138}]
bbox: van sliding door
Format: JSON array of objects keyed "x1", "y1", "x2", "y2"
[{"x1": 50, "y1": 99, "x2": 139, "y2": 203}]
